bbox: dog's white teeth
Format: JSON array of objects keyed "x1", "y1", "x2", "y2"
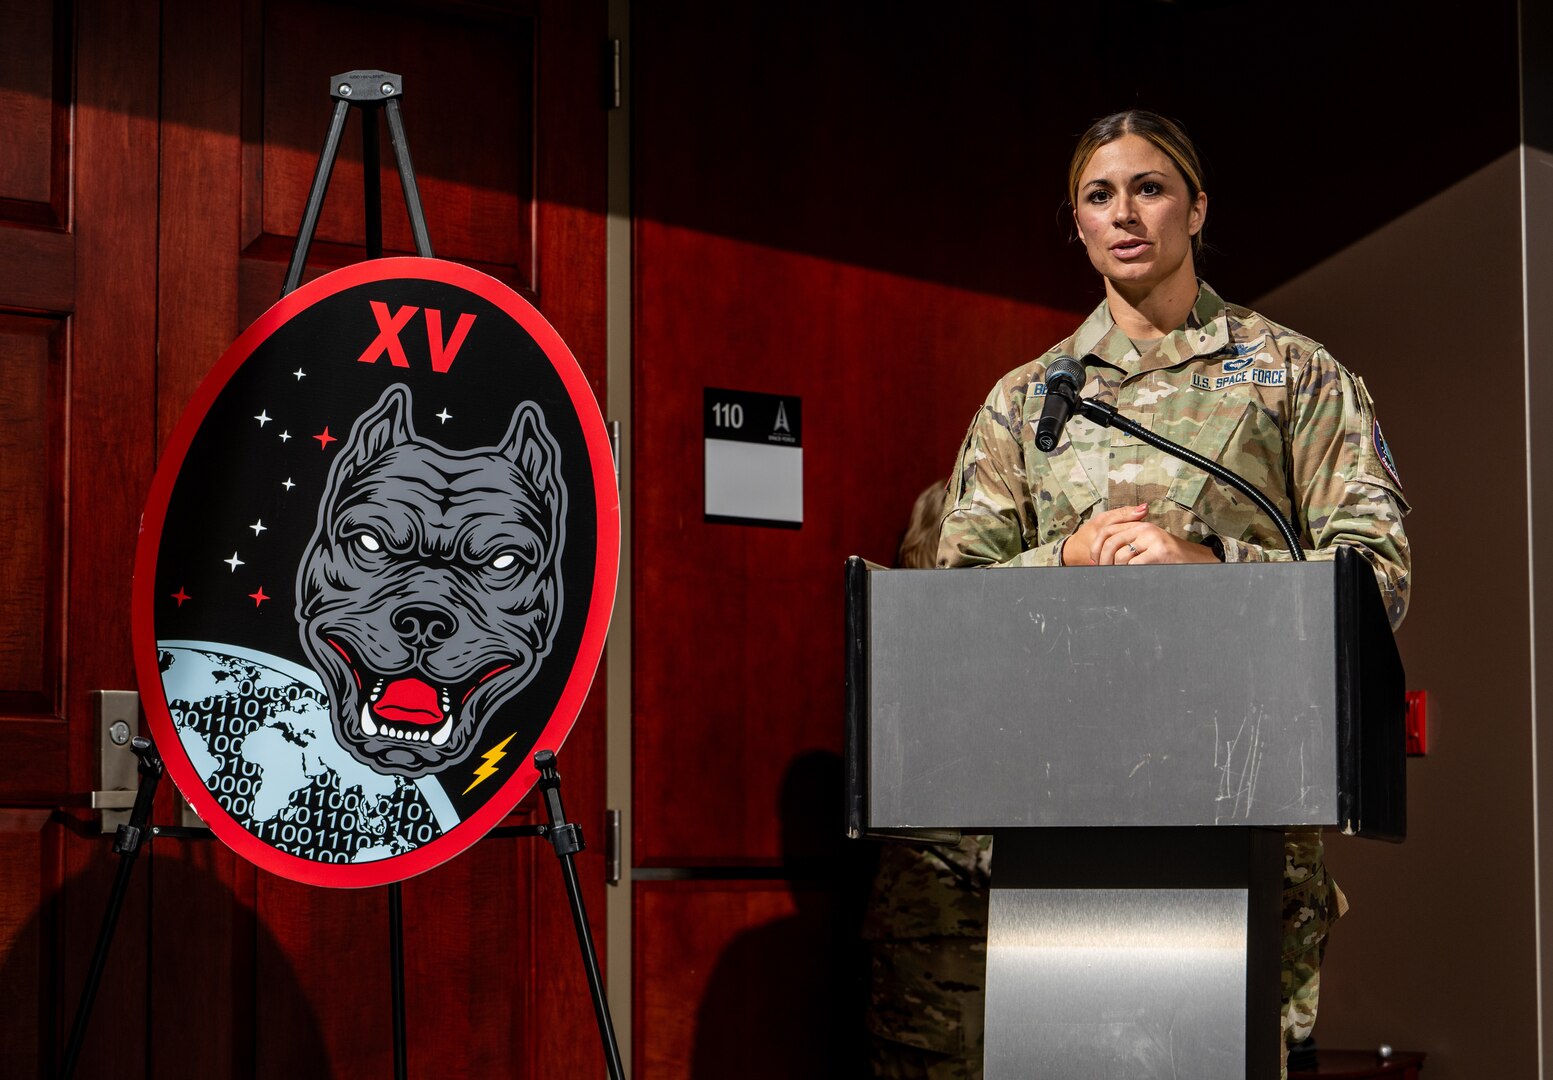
[
  {"x1": 364, "y1": 711, "x2": 447, "y2": 744},
  {"x1": 431, "y1": 714, "x2": 453, "y2": 747},
  {"x1": 378, "y1": 725, "x2": 432, "y2": 742}
]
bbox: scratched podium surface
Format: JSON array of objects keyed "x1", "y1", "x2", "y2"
[{"x1": 846, "y1": 553, "x2": 1409, "y2": 837}]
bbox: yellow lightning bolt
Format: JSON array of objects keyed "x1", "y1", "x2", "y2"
[{"x1": 463, "y1": 732, "x2": 517, "y2": 795}]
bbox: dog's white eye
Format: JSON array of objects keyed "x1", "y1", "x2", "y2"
[
  {"x1": 357, "y1": 533, "x2": 382, "y2": 553},
  {"x1": 491, "y1": 552, "x2": 516, "y2": 570}
]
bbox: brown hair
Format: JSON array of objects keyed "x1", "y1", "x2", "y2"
[
  {"x1": 1067, "y1": 110, "x2": 1207, "y2": 254},
  {"x1": 896, "y1": 481, "x2": 949, "y2": 570}
]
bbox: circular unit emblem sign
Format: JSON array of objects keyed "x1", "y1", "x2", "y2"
[{"x1": 133, "y1": 258, "x2": 619, "y2": 887}]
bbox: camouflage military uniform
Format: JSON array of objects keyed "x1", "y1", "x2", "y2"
[
  {"x1": 937, "y1": 282, "x2": 1410, "y2": 1078},
  {"x1": 863, "y1": 834, "x2": 994, "y2": 1078}
]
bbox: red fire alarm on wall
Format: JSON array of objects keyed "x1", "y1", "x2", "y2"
[{"x1": 1405, "y1": 691, "x2": 1428, "y2": 756}]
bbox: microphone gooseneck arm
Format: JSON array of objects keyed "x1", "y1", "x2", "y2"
[{"x1": 1072, "y1": 397, "x2": 1306, "y2": 561}]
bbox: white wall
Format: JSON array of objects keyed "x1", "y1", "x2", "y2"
[{"x1": 1256, "y1": 150, "x2": 1537, "y2": 1077}]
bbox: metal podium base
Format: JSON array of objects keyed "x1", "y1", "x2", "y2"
[{"x1": 985, "y1": 827, "x2": 1283, "y2": 1080}]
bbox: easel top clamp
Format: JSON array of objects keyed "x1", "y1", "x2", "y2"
[{"x1": 283, "y1": 69, "x2": 435, "y2": 298}]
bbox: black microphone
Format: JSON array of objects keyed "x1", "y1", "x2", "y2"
[{"x1": 1034, "y1": 355, "x2": 1085, "y2": 452}]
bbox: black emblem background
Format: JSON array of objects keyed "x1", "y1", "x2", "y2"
[{"x1": 153, "y1": 275, "x2": 598, "y2": 824}]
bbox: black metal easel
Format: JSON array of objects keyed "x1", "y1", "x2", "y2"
[
  {"x1": 61, "y1": 739, "x2": 624, "y2": 1080},
  {"x1": 280, "y1": 68, "x2": 623, "y2": 1080},
  {"x1": 62, "y1": 69, "x2": 623, "y2": 1080},
  {"x1": 282, "y1": 69, "x2": 434, "y2": 297},
  {"x1": 60, "y1": 737, "x2": 164, "y2": 1080},
  {"x1": 493, "y1": 752, "x2": 627, "y2": 1080},
  {"x1": 281, "y1": 69, "x2": 433, "y2": 1080}
]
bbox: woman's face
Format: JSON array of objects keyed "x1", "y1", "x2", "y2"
[{"x1": 1073, "y1": 134, "x2": 1206, "y2": 295}]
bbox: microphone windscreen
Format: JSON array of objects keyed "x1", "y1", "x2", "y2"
[{"x1": 1044, "y1": 355, "x2": 1084, "y2": 391}]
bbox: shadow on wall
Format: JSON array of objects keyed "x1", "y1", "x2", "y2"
[
  {"x1": 689, "y1": 750, "x2": 876, "y2": 1079},
  {"x1": 0, "y1": 852, "x2": 326, "y2": 1079}
]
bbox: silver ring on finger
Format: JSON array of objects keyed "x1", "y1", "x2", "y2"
[{"x1": 1127, "y1": 542, "x2": 1138, "y2": 554}]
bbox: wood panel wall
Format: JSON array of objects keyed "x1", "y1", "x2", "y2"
[
  {"x1": 0, "y1": 2, "x2": 161, "y2": 1077},
  {"x1": 629, "y1": 7, "x2": 1084, "y2": 1074},
  {"x1": 636, "y1": 879, "x2": 865, "y2": 1078},
  {"x1": 0, "y1": 2, "x2": 612, "y2": 1077}
]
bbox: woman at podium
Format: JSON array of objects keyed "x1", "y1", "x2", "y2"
[{"x1": 937, "y1": 109, "x2": 1411, "y2": 1079}]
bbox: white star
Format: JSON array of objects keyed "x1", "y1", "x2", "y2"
[
  {"x1": 224, "y1": 552, "x2": 244, "y2": 572},
  {"x1": 436, "y1": 408, "x2": 453, "y2": 424},
  {"x1": 249, "y1": 520, "x2": 267, "y2": 536},
  {"x1": 254, "y1": 410, "x2": 271, "y2": 427},
  {"x1": 281, "y1": 478, "x2": 296, "y2": 491},
  {"x1": 293, "y1": 368, "x2": 307, "y2": 381},
  {"x1": 278, "y1": 430, "x2": 292, "y2": 442}
]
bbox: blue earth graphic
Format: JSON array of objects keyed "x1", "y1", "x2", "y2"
[{"x1": 158, "y1": 641, "x2": 462, "y2": 864}]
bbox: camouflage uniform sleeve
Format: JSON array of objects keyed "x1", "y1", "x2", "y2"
[
  {"x1": 1215, "y1": 348, "x2": 1412, "y2": 629},
  {"x1": 937, "y1": 382, "x2": 1066, "y2": 569}
]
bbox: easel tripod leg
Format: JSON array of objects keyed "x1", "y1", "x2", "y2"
[
  {"x1": 59, "y1": 737, "x2": 164, "y2": 1080},
  {"x1": 534, "y1": 750, "x2": 625, "y2": 1080},
  {"x1": 282, "y1": 97, "x2": 350, "y2": 298},
  {"x1": 389, "y1": 881, "x2": 408, "y2": 1080},
  {"x1": 363, "y1": 102, "x2": 383, "y2": 260},
  {"x1": 385, "y1": 98, "x2": 434, "y2": 258}
]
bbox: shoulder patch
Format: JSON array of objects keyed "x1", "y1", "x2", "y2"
[{"x1": 1373, "y1": 420, "x2": 1403, "y2": 489}]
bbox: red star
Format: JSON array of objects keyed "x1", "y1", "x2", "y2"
[
  {"x1": 248, "y1": 586, "x2": 270, "y2": 607},
  {"x1": 170, "y1": 587, "x2": 191, "y2": 607},
  {"x1": 314, "y1": 426, "x2": 337, "y2": 450}
]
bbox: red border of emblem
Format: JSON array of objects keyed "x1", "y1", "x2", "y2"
[{"x1": 131, "y1": 258, "x2": 620, "y2": 887}]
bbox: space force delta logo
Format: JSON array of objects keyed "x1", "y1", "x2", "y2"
[{"x1": 132, "y1": 258, "x2": 619, "y2": 888}]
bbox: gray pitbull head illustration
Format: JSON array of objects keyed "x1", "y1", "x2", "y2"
[{"x1": 296, "y1": 384, "x2": 566, "y2": 778}]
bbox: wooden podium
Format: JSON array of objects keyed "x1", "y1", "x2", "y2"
[{"x1": 844, "y1": 548, "x2": 1405, "y2": 1079}]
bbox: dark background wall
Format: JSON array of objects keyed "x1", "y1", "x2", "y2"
[
  {"x1": 1257, "y1": 154, "x2": 1532, "y2": 1074},
  {"x1": 632, "y1": 1, "x2": 1522, "y2": 311},
  {"x1": 629, "y1": 2, "x2": 1535, "y2": 1076}
]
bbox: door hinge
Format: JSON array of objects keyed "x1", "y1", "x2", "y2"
[
  {"x1": 608, "y1": 419, "x2": 621, "y2": 487},
  {"x1": 605, "y1": 807, "x2": 622, "y2": 885},
  {"x1": 606, "y1": 39, "x2": 622, "y2": 110}
]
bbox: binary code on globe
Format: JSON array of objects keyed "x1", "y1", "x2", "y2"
[{"x1": 159, "y1": 643, "x2": 454, "y2": 863}]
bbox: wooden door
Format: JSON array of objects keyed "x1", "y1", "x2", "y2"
[
  {"x1": 628, "y1": 4, "x2": 1086, "y2": 1074},
  {"x1": 0, "y1": 2, "x2": 159, "y2": 1076},
  {"x1": 0, "y1": 2, "x2": 610, "y2": 1076}
]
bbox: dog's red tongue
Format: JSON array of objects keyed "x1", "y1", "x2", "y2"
[{"x1": 373, "y1": 678, "x2": 444, "y2": 726}]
